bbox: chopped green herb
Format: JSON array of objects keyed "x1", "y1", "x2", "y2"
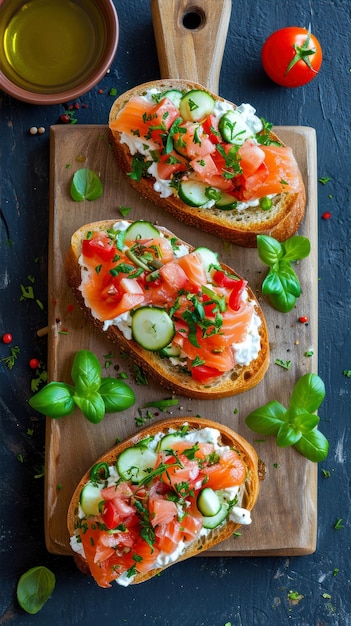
[
  {"x1": 275, "y1": 358, "x2": 291, "y2": 370},
  {"x1": 119, "y1": 206, "x2": 132, "y2": 217},
  {"x1": 319, "y1": 177, "x2": 331, "y2": 184},
  {"x1": 334, "y1": 518, "x2": 344, "y2": 530},
  {"x1": 0, "y1": 345, "x2": 20, "y2": 369}
]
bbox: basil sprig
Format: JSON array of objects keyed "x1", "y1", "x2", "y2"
[
  {"x1": 257, "y1": 234, "x2": 311, "y2": 312},
  {"x1": 70, "y1": 167, "x2": 103, "y2": 201},
  {"x1": 29, "y1": 350, "x2": 135, "y2": 424},
  {"x1": 245, "y1": 373, "x2": 328, "y2": 462},
  {"x1": 17, "y1": 566, "x2": 55, "y2": 614}
]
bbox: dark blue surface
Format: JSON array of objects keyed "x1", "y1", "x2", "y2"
[{"x1": 1, "y1": 1, "x2": 350, "y2": 624}]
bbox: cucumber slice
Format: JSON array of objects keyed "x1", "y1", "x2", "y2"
[
  {"x1": 218, "y1": 110, "x2": 253, "y2": 145},
  {"x1": 80, "y1": 482, "x2": 103, "y2": 516},
  {"x1": 157, "y1": 432, "x2": 184, "y2": 451},
  {"x1": 117, "y1": 445, "x2": 158, "y2": 483},
  {"x1": 124, "y1": 221, "x2": 160, "y2": 242},
  {"x1": 159, "y1": 344, "x2": 181, "y2": 358},
  {"x1": 197, "y1": 487, "x2": 221, "y2": 517},
  {"x1": 195, "y1": 247, "x2": 219, "y2": 275},
  {"x1": 201, "y1": 501, "x2": 230, "y2": 529},
  {"x1": 132, "y1": 306, "x2": 175, "y2": 351},
  {"x1": 179, "y1": 89, "x2": 215, "y2": 122},
  {"x1": 215, "y1": 192, "x2": 238, "y2": 210},
  {"x1": 161, "y1": 89, "x2": 183, "y2": 108},
  {"x1": 178, "y1": 180, "x2": 210, "y2": 207}
]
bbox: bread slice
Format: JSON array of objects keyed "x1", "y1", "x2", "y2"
[
  {"x1": 65, "y1": 220, "x2": 269, "y2": 399},
  {"x1": 67, "y1": 417, "x2": 261, "y2": 586},
  {"x1": 109, "y1": 79, "x2": 306, "y2": 248}
]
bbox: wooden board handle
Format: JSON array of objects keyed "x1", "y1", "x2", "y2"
[{"x1": 150, "y1": 0, "x2": 231, "y2": 94}]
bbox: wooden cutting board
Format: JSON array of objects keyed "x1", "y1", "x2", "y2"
[{"x1": 45, "y1": 123, "x2": 318, "y2": 557}]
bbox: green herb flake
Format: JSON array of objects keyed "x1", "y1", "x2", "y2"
[
  {"x1": 275, "y1": 358, "x2": 291, "y2": 370},
  {"x1": 343, "y1": 369, "x2": 351, "y2": 378},
  {"x1": 319, "y1": 177, "x2": 332, "y2": 185},
  {"x1": 119, "y1": 205, "x2": 132, "y2": 217},
  {"x1": 109, "y1": 87, "x2": 118, "y2": 96},
  {"x1": 334, "y1": 518, "x2": 344, "y2": 530},
  {"x1": 0, "y1": 345, "x2": 20, "y2": 369}
]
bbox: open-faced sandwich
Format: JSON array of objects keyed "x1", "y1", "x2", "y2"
[
  {"x1": 65, "y1": 219, "x2": 269, "y2": 399},
  {"x1": 67, "y1": 417, "x2": 260, "y2": 587},
  {"x1": 109, "y1": 79, "x2": 306, "y2": 247}
]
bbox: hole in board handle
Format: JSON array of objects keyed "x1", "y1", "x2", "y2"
[{"x1": 182, "y1": 7, "x2": 206, "y2": 30}]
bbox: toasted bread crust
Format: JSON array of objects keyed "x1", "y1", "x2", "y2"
[
  {"x1": 67, "y1": 417, "x2": 260, "y2": 584},
  {"x1": 108, "y1": 79, "x2": 306, "y2": 248},
  {"x1": 65, "y1": 220, "x2": 270, "y2": 399}
]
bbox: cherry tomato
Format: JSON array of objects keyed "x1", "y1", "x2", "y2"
[
  {"x1": 261, "y1": 27, "x2": 322, "y2": 87},
  {"x1": 191, "y1": 364, "x2": 222, "y2": 384},
  {"x1": 101, "y1": 500, "x2": 120, "y2": 530}
]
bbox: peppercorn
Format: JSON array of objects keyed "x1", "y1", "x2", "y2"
[
  {"x1": 299, "y1": 316, "x2": 309, "y2": 323},
  {"x1": 60, "y1": 114, "x2": 70, "y2": 124},
  {"x1": 322, "y1": 212, "x2": 331, "y2": 220},
  {"x1": 2, "y1": 333, "x2": 13, "y2": 344},
  {"x1": 29, "y1": 358, "x2": 40, "y2": 369}
]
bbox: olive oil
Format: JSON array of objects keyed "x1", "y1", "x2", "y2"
[{"x1": 0, "y1": 0, "x2": 107, "y2": 93}]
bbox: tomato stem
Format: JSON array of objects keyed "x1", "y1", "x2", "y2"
[{"x1": 285, "y1": 26, "x2": 317, "y2": 75}]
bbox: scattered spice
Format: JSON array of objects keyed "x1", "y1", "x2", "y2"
[
  {"x1": 304, "y1": 350, "x2": 314, "y2": 357},
  {"x1": 109, "y1": 87, "x2": 117, "y2": 96},
  {"x1": 319, "y1": 177, "x2": 332, "y2": 185},
  {"x1": 321, "y1": 468, "x2": 331, "y2": 478},
  {"x1": 38, "y1": 127, "x2": 45, "y2": 135},
  {"x1": 343, "y1": 369, "x2": 351, "y2": 377},
  {"x1": 322, "y1": 211, "x2": 332, "y2": 220},
  {"x1": 2, "y1": 333, "x2": 13, "y2": 344},
  {"x1": 29, "y1": 126, "x2": 38, "y2": 135}
]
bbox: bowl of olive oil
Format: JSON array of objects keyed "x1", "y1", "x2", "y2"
[{"x1": 0, "y1": 0, "x2": 119, "y2": 104}]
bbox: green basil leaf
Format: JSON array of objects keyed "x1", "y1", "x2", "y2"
[
  {"x1": 294, "y1": 429, "x2": 329, "y2": 462},
  {"x1": 245, "y1": 400, "x2": 287, "y2": 435},
  {"x1": 70, "y1": 168, "x2": 103, "y2": 201},
  {"x1": 99, "y1": 377, "x2": 136, "y2": 412},
  {"x1": 28, "y1": 382, "x2": 75, "y2": 418},
  {"x1": 276, "y1": 422, "x2": 302, "y2": 447},
  {"x1": 278, "y1": 262, "x2": 301, "y2": 297},
  {"x1": 17, "y1": 566, "x2": 55, "y2": 614},
  {"x1": 268, "y1": 290, "x2": 297, "y2": 313},
  {"x1": 74, "y1": 391, "x2": 105, "y2": 423},
  {"x1": 71, "y1": 350, "x2": 101, "y2": 394},
  {"x1": 290, "y1": 373, "x2": 325, "y2": 413},
  {"x1": 257, "y1": 234, "x2": 284, "y2": 267},
  {"x1": 298, "y1": 413, "x2": 320, "y2": 432},
  {"x1": 282, "y1": 235, "x2": 311, "y2": 262},
  {"x1": 261, "y1": 269, "x2": 283, "y2": 295}
]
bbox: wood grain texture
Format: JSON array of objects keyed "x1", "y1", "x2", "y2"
[
  {"x1": 150, "y1": 0, "x2": 232, "y2": 92},
  {"x1": 45, "y1": 123, "x2": 317, "y2": 557}
]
